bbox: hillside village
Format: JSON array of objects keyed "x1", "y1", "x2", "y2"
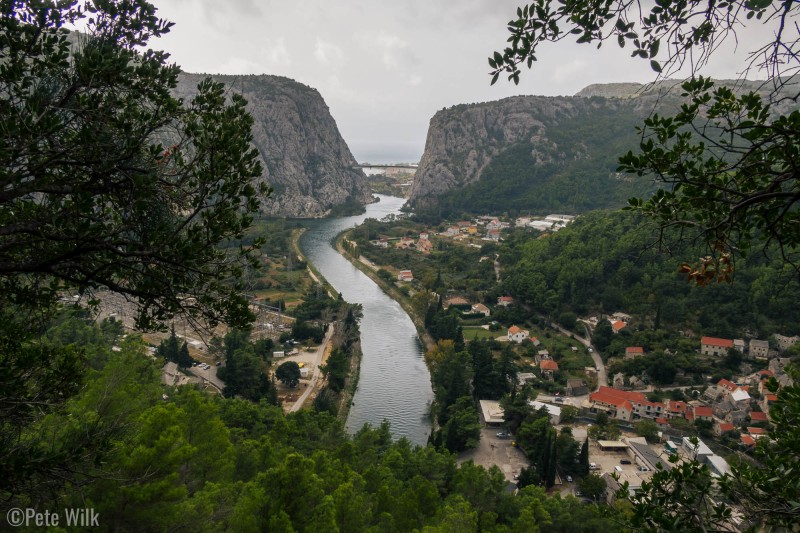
[
  {"x1": 342, "y1": 209, "x2": 798, "y2": 514},
  {"x1": 369, "y1": 213, "x2": 574, "y2": 257}
]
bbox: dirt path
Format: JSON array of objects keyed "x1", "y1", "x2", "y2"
[{"x1": 289, "y1": 323, "x2": 336, "y2": 412}]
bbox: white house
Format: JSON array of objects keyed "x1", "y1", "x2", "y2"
[
  {"x1": 507, "y1": 325, "x2": 530, "y2": 343},
  {"x1": 749, "y1": 339, "x2": 770, "y2": 359},
  {"x1": 471, "y1": 303, "x2": 491, "y2": 316},
  {"x1": 529, "y1": 400, "x2": 561, "y2": 425},
  {"x1": 701, "y1": 336, "x2": 734, "y2": 356}
]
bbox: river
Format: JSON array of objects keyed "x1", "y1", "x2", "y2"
[{"x1": 298, "y1": 195, "x2": 433, "y2": 446}]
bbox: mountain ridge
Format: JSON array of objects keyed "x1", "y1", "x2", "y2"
[
  {"x1": 407, "y1": 78, "x2": 797, "y2": 217},
  {"x1": 175, "y1": 73, "x2": 372, "y2": 218}
]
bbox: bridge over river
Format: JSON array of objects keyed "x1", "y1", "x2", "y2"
[{"x1": 353, "y1": 163, "x2": 418, "y2": 170}]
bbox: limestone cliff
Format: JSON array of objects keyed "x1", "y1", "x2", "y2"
[
  {"x1": 175, "y1": 74, "x2": 371, "y2": 218},
  {"x1": 408, "y1": 93, "x2": 649, "y2": 214},
  {"x1": 408, "y1": 79, "x2": 798, "y2": 216}
]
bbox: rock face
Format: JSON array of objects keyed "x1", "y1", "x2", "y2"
[
  {"x1": 408, "y1": 93, "x2": 645, "y2": 212},
  {"x1": 176, "y1": 74, "x2": 371, "y2": 218},
  {"x1": 408, "y1": 79, "x2": 798, "y2": 215}
]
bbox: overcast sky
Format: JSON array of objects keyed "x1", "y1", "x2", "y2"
[{"x1": 148, "y1": 0, "x2": 773, "y2": 163}]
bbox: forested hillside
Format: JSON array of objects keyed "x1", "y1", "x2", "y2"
[
  {"x1": 500, "y1": 210, "x2": 800, "y2": 338},
  {"x1": 6, "y1": 314, "x2": 617, "y2": 532},
  {"x1": 408, "y1": 80, "x2": 800, "y2": 220},
  {"x1": 418, "y1": 99, "x2": 652, "y2": 218}
]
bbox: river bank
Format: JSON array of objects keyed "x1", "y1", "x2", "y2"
[
  {"x1": 296, "y1": 194, "x2": 433, "y2": 445},
  {"x1": 289, "y1": 227, "x2": 361, "y2": 423},
  {"x1": 336, "y1": 232, "x2": 435, "y2": 353}
]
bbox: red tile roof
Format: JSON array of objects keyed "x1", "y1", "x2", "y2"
[
  {"x1": 626, "y1": 346, "x2": 644, "y2": 354},
  {"x1": 589, "y1": 386, "x2": 646, "y2": 408},
  {"x1": 765, "y1": 394, "x2": 778, "y2": 402},
  {"x1": 668, "y1": 401, "x2": 688, "y2": 413},
  {"x1": 750, "y1": 411, "x2": 768, "y2": 422},
  {"x1": 612, "y1": 320, "x2": 627, "y2": 332},
  {"x1": 508, "y1": 325, "x2": 522, "y2": 334},
  {"x1": 718, "y1": 422, "x2": 735, "y2": 433},
  {"x1": 741, "y1": 435, "x2": 756, "y2": 446},
  {"x1": 747, "y1": 427, "x2": 766, "y2": 435},
  {"x1": 757, "y1": 369, "x2": 774, "y2": 377},
  {"x1": 540, "y1": 360, "x2": 559, "y2": 371},
  {"x1": 702, "y1": 336, "x2": 734, "y2": 348},
  {"x1": 655, "y1": 417, "x2": 668, "y2": 425},
  {"x1": 693, "y1": 406, "x2": 713, "y2": 418},
  {"x1": 717, "y1": 379, "x2": 739, "y2": 392}
]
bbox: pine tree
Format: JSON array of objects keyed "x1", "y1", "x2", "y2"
[{"x1": 157, "y1": 326, "x2": 181, "y2": 364}]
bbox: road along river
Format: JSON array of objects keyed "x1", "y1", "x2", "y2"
[{"x1": 298, "y1": 195, "x2": 433, "y2": 446}]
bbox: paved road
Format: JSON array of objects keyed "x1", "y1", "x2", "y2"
[
  {"x1": 546, "y1": 320, "x2": 607, "y2": 389},
  {"x1": 289, "y1": 323, "x2": 336, "y2": 413},
  {"x1": 187, "y1": 363, "x2": 224, "y2": 392}
]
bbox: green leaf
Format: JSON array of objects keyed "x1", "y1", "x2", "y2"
[
  {"x1": 650, "y1": 60, "x2": 662, "y2": 72},
  {"x1": 649, "y1": 39, "x2": 660, "y2": 57}
]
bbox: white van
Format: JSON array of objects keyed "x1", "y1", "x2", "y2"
[{"x1": 614, "y1": 466, "x2": 623, "y2": 473}]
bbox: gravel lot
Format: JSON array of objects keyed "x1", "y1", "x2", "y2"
[{"x1": 458, "y1": 427, "x2": 529, "y2": 482}]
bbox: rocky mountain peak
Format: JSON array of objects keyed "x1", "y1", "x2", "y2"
[{"x1": 175, "y1": 73, "x2": 372, "y2": 218}]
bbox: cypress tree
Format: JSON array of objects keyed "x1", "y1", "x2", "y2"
[
  {"x1": 178, "y1": 342, "x2": 192, "y2": 368},
  {"x1": 579, "y1": 437, "x2": 590, "y2": 477},
  {"x1": 546, "y1": 430, "x2": 558, "y2": 487}
]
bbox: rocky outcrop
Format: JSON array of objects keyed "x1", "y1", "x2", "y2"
[
  {"x1": 408, "y1": 94, "x2": 639, "y2": 211},
  {"x1": 175, "y1": 74, "x2": 371, "y2": 218},
  {"x1": 408, "y1": 79, "x2": 799, "y2": 214}
]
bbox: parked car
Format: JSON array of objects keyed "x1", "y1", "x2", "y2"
[
  {"x1": 589, "y1": 463, "x2": 599, "y2": 470},
  {"x1": 496, "y1": 432, "x2": 509, "y2": 439},
  {"x1": 555, "y1": 398, "x2": 564, "y2": 403},
  {"x1": 637, "y1": 466, "x2": 649, "y2": 472},
  {"x1": 621, "y1": 460, "x2": 632, "y2": 465},
  {"x1": 566, "y1": 475, "x2": 573, "y2": 482}
]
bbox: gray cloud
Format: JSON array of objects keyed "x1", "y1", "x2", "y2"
[{"x1": 151, "y1": 0, "x2": 775, "y2": 162}]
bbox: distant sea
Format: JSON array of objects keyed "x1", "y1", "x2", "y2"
[{"x1": 351, "y1": 143, "x2": 421, "y2": 165}]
